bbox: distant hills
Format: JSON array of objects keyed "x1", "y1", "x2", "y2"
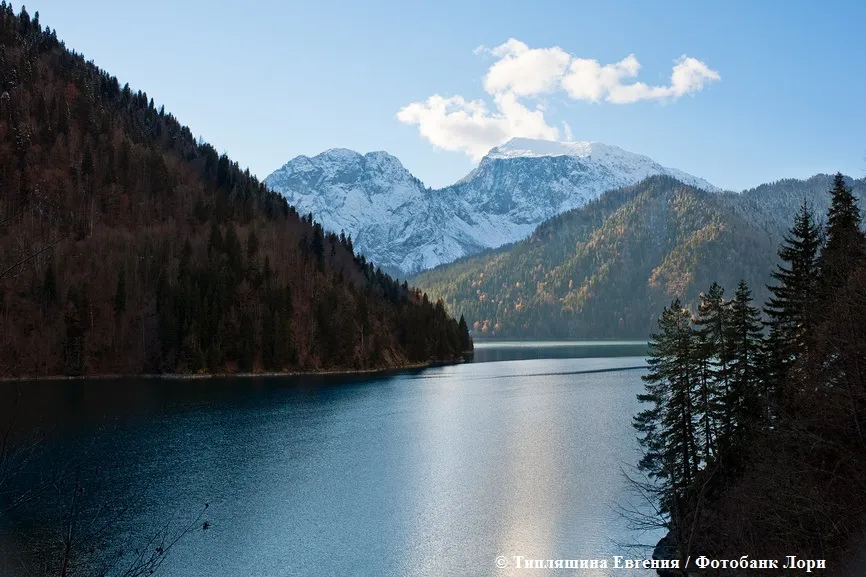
[
  {"x1": 263, "y1": 135, "x2": 866, "y2": 341},
  {"x1": 411, "y1": 174, "x2": 866, "y2": 339},
  {"x1": 265, "y1": 138, "x2": 716, "y2": 277}
]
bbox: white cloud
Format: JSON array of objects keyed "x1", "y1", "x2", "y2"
[
  {"x1": 670, "y1": 56, "x2": 721, "y2": 96},
  {"x1": 482, "y1": 38, "x2": 571, "y2": 97},
  {"x1": 398, "y1": 39, "x2": 719, "y2": 159},
  {"x1": 563, "y1": 53, "x2": 720, "y2": 104},
  {"x1": 561, "y1": 54, "x2": 641, "y2": 102},
  {"x1": 396, "y1": 93, "x2": 558, "y2": 161}
]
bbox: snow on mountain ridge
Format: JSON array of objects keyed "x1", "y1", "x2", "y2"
[
  {"x1": 265, "y1": 139, "x2": 718, "y2": 276},
  {"x1": 488, "y1": 137, "x2": 602, "y2": 159},
  {"x1": 487, "y1": 137, "x2": 718, "y2": 192}
]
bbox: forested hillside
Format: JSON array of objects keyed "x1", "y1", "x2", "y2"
[
  {"x1": 413, "y1": 176, "x2": 780, "y2": 339},
  {"x1": 719, "y1": 173, "x2": 866, "y2": 236},
  {"x1": 0, "y1": 5, "x2": 470, "y2": 377},
  {"x1": 636, "y1": 174, "x2": 866, "y2": 573}
]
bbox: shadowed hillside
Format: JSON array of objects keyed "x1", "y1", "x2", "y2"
[{"x1": 0, "y1": 5, "x2": 470, "y2": 377}]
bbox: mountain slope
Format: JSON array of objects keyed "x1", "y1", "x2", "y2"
[
  {"x1": 411, "y1": 175, "x2": 861, "y2": 339},
  {"x1": 265, "y1": 138, "x2": 717, "y2": 277},
  {"x1": 720, "y1": 173, "x2": 866, "y2": 233},
  {"x1": 0, "y1": 6, "x2": 469, "y2": 377}
]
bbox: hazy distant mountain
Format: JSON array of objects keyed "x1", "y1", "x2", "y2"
[
  {"x1": 265, "y1": 138, "x2": 717, "y2": 277},
  {"x1": 410, "y1": 174, "x2": 866, "y2": 339}
]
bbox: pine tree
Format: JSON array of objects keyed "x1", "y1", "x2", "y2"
[
  {"x1": 458, "y1": 314, "x2": 471, "y2": 352},
  {"x1": 818, "y1": 173, "x2": 865, "y2": 302},
  {"x1": 725, "y1": 280, "x2": 764, "y2": 442},
  {"x1": 635, "y1": 298, "x2": 699, "y2": 525},
  {"x1": 692, "y1": 282, "x2": 728, "y2": 462},
  {"x1": 809, "y1": 173, "x2": 866, "y2": 388},
  {"x1": 763, "y1": 200, "x2": 820, "y2": 403}
]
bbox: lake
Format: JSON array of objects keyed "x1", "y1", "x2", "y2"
[{"x1": 0, "y1": 342, "x2": 664, "y2": 576}]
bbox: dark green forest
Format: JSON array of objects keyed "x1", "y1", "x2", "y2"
[
  {"x1": 637, "y1": 174, "x2": 866, "y2": 573},
  {"x1": 413, "y1": 174, "x2": 865, "y2": 340},
  {"x1": 0, "y1": 5, "x2": 470, "y2": 377}
]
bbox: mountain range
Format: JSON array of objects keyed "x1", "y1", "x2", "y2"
[
  {"x1": 264, "y1": 136, "x2": 866, "y2": 339},
  {"x1": 265, "y1": 138, "x2": 718, "y2": 277},
  {"x1": 411, "y1": 174, "x2": 866, "y2": 339}
]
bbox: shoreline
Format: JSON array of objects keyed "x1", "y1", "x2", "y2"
[
  {"x1": 0, "y1": 359, "x2": 466, "y2": 383},
  {"x1": 471, "y1": 337, "x2": 648, "y2": 342},
  {"x1": 472, "y1": 339, "x2": 648, "y2": 346}
]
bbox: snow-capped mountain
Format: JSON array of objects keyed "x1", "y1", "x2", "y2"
[{"x1": 264, "y1": 138, "x2": 718, "y2": 277}]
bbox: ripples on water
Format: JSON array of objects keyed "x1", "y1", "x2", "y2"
[{"x1": 0, "y1": 342, "x2": 663, "y2": 576}]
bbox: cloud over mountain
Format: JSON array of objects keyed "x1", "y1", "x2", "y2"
[{"x1": 397, "y1": 39, "x2": 720, "y2": 160}]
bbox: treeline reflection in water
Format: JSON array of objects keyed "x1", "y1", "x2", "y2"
[{"x1": 471, "y1": 340, "x2": 648, "y2": 363}]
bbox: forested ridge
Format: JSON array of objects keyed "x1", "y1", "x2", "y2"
[
  {"x1": 0, "y1": 5, "x2": 471, "y2": 377},
  {"x1": 637, "y1": 174, "x2": 866, "y2": 574},
  {"x1": 413, "y1": 176, "x2": 778, "y2": 338},
  {"x1": 413, "y1": 174, "x2": 865, "y2": 340}
]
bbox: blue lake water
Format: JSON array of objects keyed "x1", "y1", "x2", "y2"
[{"x1": 0, "y1": 343, "x2": 663, "y2": 576}]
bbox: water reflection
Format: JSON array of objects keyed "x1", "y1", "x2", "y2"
[
  {"x1": 1, "y1": 345, "x2": 661, "y2": 577},
  {"x1": 472, "y1": 341, "x2": 648, "y2": 363}
]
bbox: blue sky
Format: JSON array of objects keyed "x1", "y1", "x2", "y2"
[{"x1": 27, "y1": 0, "x2": 866, "y2": 190}]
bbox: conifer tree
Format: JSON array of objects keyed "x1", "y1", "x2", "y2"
[
  {"x1": 763, "y1": 200, "x2": 820, "y2": 404},
  {"x1": 725, "y1": 280, "x2": 764, "y2": 442},
  {"x1": 765, "y1": 200, "x2": 821, "y2": 347},
  {"x1": 818, "y1": 173, "x2": 865, "y2": 303},
  {"x1": 692, "y1": 282, "x2": 728, "y2": 461},
  {"x1": 808, "y1": 173, "x2": 866, "y2": 386},
  {"x1": 635, "y1": 299, "x2": 699, "y2": 524},
  {"x1": 458, "y1": 314, "x2": 471, "y2": 352}
]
